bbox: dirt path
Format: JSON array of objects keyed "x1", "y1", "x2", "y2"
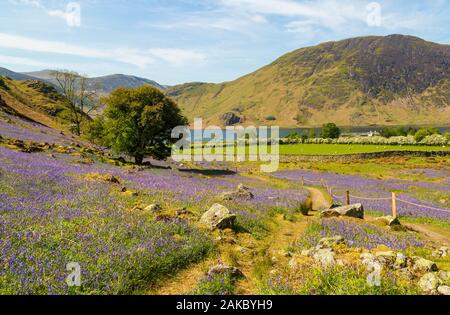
[
  {"x1": 404, "y1": 223, "x2": 450, "y2": 247},
  {"x1": 150, "y1": 186, "x2": 332, "y2": 295}
]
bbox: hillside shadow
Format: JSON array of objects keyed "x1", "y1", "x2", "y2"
[{"x1": 177, "y1": 168, "x2": 237, "y2": 176}]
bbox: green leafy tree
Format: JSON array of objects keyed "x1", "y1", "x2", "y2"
[
  {"x1": 320, "y1": 123, "x2": 341, "y2": 139},
  {"x1": 414, "y1": 128, "x2": 441, "y2": 142},
  {"x1": 308, "y1": 128, "x2": 316, "y2": 139},
  {"x1": 95, "y1": 86, "x2": 187, "y2": 164}
]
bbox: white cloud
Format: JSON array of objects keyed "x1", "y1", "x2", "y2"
[
  {"x1": 0, "y1": 33, "x2": 206, "y2": 67},
  {"x1": 148, "y1": 49, "x2": 206, "y2": 66},
  {"x1": 220, "y1": 0, "x2": 367, "y2": 29},
  {"x1": 9, "y1": 0, "x2": 42, "y2": 8},
  {"x1": 9, "y1": 0, "x2": 82, "y2": 27},
  {"x1": 0, "y1": 54, "x2": 51, "y2": 67},
  {"x1": 48, "y1": 2, "x2": 82, "y2": 27}
]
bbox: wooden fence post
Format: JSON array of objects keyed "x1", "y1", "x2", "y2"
[
  {"x1": 392, "y1": 192, "x2": 397, "y2": 218},
  {"x1": 346, "y1": 191, "x2": 350, "y2": 206},
  {"x1": 301, "y1": 176, "x2": 304, "y2": 186}
]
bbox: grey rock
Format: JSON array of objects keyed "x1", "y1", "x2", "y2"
[
  {"x1": 394, "y1": 253, "x2": 407, "y2": 269},
  {"x1": 312, "y1": 248, "x2": 336, "y2": 267},
  {"x1": 375, "y1": 251, "x2": 397, "y2": 267},
  {"x1": 221, "y1": 184, "x2": 254, "y2": 201},
  {"x1": 412, "y1": 257, "x2": 439, "y2": 273},
  {"x1": 432, "y1": 246, "x2": 449, "y2": 258},
  {"x1": 145, "y1": 204, "x2": 162, "y2": 212},
  {"x1": 221, "y1": 112, "x2": 242, "y2": 126},
  {"x1": 418, "y1": 273, "x2": 441, "y2": 293},
  {"x1": 208, "y1": 265, "x2": 244, "y2": 278},
  {"x1": 200, "y1": 204, "x2": 236, "y2": 230},
  {"x1": 320, "y1": 203, "x2": 364, "y2": 219},
  {"x1": 375, "y1": 215, "x2": 401, "y2": 226},
  {"x1": 438, "y1": 270, "x2": 450, "y2": 281},
  {"x1": 437, "y1": 285, "x2": 450, "y2": 295}
]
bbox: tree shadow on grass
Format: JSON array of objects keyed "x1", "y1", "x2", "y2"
[{"x1": 177, "y1": 168, "x2": 237, "y2": 176}]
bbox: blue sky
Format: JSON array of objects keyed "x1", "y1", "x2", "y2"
[{"x1": 0, "y1": 0, "x2": 449, "y2": 85}]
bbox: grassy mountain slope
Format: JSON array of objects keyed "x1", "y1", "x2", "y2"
[
  {"x1": 0, "y1": 76, "x2": 75, "y2": 130},
  {"x1": 167, "y1": 35, "x2": 450, "y2": 127}
]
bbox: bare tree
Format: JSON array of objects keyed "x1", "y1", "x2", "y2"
[{"x1": 51, "y1": 70, "x2": 99, "y2": 136}]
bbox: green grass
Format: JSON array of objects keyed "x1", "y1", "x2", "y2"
[
  {"x1": 279, "y1": 144, "x2": 449, "y2": 155},
  {"x1": 190, "y1": 143, "x2": 449, "y2": 157}
]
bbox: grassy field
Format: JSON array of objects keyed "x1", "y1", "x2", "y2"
[
  {"x1": 279, "y1": 144, "x2": 449, "y2": 155},
  {"x1": 191, "y1": 143, "x2": 449, "y2": 156}
]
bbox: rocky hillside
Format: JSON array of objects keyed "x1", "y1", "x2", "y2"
[{"x1": 167, "y1": 35, "x2": 450, "y2": 127}]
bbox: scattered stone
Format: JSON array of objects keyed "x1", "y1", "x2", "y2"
[
  {"x1": 418, "y1": 272, "x2": 441, "y2": 293},
  {"x1": 221, "y1": 184, "x2": 254, "y2": 201},
  {"x1": 155, "y1": 214, "x2": 177, "y2": 223},
  {"x1": 432, "y1": 247, "x2": 449, "y2": 258},
  {"x1": 145, "y1": 204, "x2": 162, "y2": 212},
  {"x1": 394, "y1": 253, "x2": 407, "y2": 269},
  {"x1": 200, "y1": 204, "x2": 236, "y2": 230},
  {"x1": 320, "y1": 203, "x2": 364, "y2": 219},
  {"x1": 438, "y1": 271, "x2": 450, "y2": 282},
  {"x1": 221, "y1": 112, "x2": 242, "y2": 126},
  {"x1": 176, "y1": 207, "x2": 194, "y2": 217},
  {"x1": 412, "y1": 257, "x2": 438, "y2": 273},
  {"x1": 437, "y1": 285, "x2": 450, "y2": 295},
  {"x1": 360, "y1": 253, "x2": 375, "y2": 265},
  {"x1": 318, "y1": 236, "x2": 345, "y2": 248},
  {"x1": 375, "y1": 215, "x2": 401, "y2": 227},
  {"x1": 208, "y1": 265, "x2": 244, "y2": 278},
  {"x1": 312, "y1": 248, "x2": 336, "y2": 267}
]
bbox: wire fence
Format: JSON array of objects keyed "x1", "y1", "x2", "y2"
[{"x1": 299, "y1": 176, "x2": 450, "y2": 216}]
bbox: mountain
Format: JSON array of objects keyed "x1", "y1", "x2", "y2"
[
  {"x1": 167, "y1": 35, "x2": 450, "y2": 127},
  {"x1": 22, "y1": 70, "x2": 165, "y2": 95},
  {"x1": 0, "y1": 67, "x2": 40, "y2": 81}
]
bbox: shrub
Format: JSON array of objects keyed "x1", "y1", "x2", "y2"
[
  {"x1": 0, "y1": 77, "x2": 8, "y2": 90},
  {"x1": 296, "y1": 201, "x2": 311, "y2": 216},
  {"x1": 265, "y1": 115, "x2": 277, "y2": 121},
  {"x1": 419, "y1": 134, "x2": 449, "y2": 146},
  {"x1": 320, "y1": 123, "x2": 341, "y2": 139}
]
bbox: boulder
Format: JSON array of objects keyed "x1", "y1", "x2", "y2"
[
  {"x1": 375, "y1": 251, "x2": 397, "y2": 267},
  {"x1": 320, "y1": 203, "x2": 364, "y2": 219},
  {"x1": 418, "y1": 273, "x2": 441, "y2": 293},
  {"x1": 412, "y1": 257, "x2": 439, "y2": 273},
  {"x1": 375, "y1": 215, "x2": 401, "y2": 226},
  {"x1": 312, "y1": 248, "x2": 336, "y2": 267},
  {"x1": 221, "y1": 184, "x2": 254, "y2": 201},
  {"x1": 200, "y1": 204, "x2": 236, "y2": 230},
  {"x1": 432, "y1": 247, "x2": 449, "y2": 258},
  {"x1": 438, "y1": 271, "x2": 450, "y2": 282},
  {"x1": 208, "y1": 265, "x2": 243, "y2": 278},
  {"x1": 394, "y1": 253, "x2": 407, "y2": 269},
  {"x1": 145, "y1": 204, "x2": 162, "y2": 212},
  {"x1": 437, "y1": 285, "x2": 450, "y2": 295},
  {"x1": 318, "y1": 236, "x2": 345, "y2": 248},
  {"x1": 221, "y1": 112, "x2": 242, "y2": 126}
]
